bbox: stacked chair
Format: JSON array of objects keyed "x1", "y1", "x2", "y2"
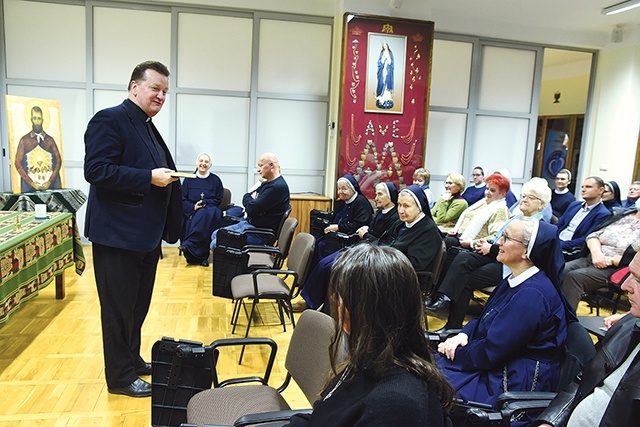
[
  {"x1": 212, "y1": 206, "x2": 292, "y2": 299},
  {"x1": 230, "y1": 232, "x2": 315, "y2": 362},
  {"x1": 180, "y1": 310, "x2": 340, "y2": 427}
]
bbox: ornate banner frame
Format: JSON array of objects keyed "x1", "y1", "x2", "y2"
[{"x1": 338, "y1": 13, "x2": 434, "y2": 199}]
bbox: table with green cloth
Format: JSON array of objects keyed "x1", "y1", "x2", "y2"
[
  {"x1": 0, "y1": 211, "x2": 85, "y2": 325},
  {"x1": 0, "y1": 188, "x2": 87, "y2": 214}
]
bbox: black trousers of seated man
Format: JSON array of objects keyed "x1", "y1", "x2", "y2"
[
  {"x1": 436, "y1": 250, "x2": 502, "y2": 328},
  {"x1": 93, "y1": 243, "x2": 160, "y2": 388}
]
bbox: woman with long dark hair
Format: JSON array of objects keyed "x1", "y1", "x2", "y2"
[{"x1": 287, "y1": 244, "x2": 454, "y2": 426}]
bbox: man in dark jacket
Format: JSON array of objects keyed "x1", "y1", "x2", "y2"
[
  {"x1": 210, "y1": 152, "x2": 290, "y2": 249},
  {"x1": 556, "y1": 176, "x2": 610, "y2": 260},
  {"x1": 84, "y1": 61, "x2": 182, "y2": 397},
  {"x1": 533, "y1": 252, "x2": 640, "y2": 426}
]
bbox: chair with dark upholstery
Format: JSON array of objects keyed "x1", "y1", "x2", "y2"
[{"x1": 446, "y1": 320, "x2": 597, "y2": 426}]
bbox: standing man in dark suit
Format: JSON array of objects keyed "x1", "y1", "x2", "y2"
[
  {"x1": 556, "y1": 176, "x2": 610, "y2": 261},
  {"x1": 84, "y1": 61, "x2": 182, "y2": 397}
]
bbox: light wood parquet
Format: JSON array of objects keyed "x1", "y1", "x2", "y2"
[
  {"x1": 0, "y1": 247, "x2": 309, "y2": 426},
  {"x1": 0, "y1": 246, "x2": 610, "y2": 426}
]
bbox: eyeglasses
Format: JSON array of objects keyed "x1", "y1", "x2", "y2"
[
  {"x1": 444, "y1": 181, "x2": 454, "y2": 185},
  {"x1": 500, "y1": 232, "x2": 528, "y2": 246},
  {"x1": 520, "y1": 193, "x2": 540, "y2": 202}
]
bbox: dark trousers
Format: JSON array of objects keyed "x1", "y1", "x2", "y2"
[
  {"x1": 93, "y1": 242, "x2": 160, "y2": 388},
  {"x1": 438, "y1": 251, "x2": 502, "y2": 328}
]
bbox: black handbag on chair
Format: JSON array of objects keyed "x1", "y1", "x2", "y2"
[
  {"x1": 310, "y1": 209, "x2": 334, "y2": 238},
  {"x1": 212, "y1": 247, "x2": 248, "y2": 299}
]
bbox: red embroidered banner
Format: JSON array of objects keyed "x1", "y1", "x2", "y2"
[{"x1": 338, "y1": 14, "x2": 434, "y2": 199}]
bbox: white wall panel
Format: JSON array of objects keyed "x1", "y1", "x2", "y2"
[
  {"x1": 175, "y1": 94, "x2": 250, "y2": 168},
  {"x1": 177, "y1": 13, "x2": 253, "y2": 91},
  {"x1": 255, "y1": 98, "x2": 327, "y2": 171},
  {"x1": 93, "y1": 7, "x2": 171, "y2": 85},
  {"x1": 470, "y1": 116, "x2": 530, "y2": 179},
  {"x1": 430, "y1": 40, "x2": 472, "y2": 108},
  {"x1": 5, "y1": 0, "x2": 85, "y2": 82},
  {"x1": 425, "y1": 111, "x2": 467, "y2": 175},
  {"x1": 478, "y1": 46, "x2": 536, "y2": 113},
  {"x1": 258, "y1": 20, "x2": 331, "y2": 96}
]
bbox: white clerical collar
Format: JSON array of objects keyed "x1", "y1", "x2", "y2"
[
  {"x1": 346, "y1": 193, "x2": 358, "y2": 204},
  {"x1": 554, "y1": 188, "x2": 569, "y2": 194},
  {"x1": 507, "y1": 266, "x2": 539, "y2": 288},
  {"x1": 474, "y1": 183, "x2": 487, "y2": 189},
  {"x1": 382, "y1": 206, "x2": 394, "y2": 214},
  {"x1": 406, "y1": 212, "x2": 425, "y2": 228},
  {"x1": 196, "y1": 171, "x2": 210, "y2": 179}
]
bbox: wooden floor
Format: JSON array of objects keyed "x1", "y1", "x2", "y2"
[
  {"x1": 0, "y1": 247, "x2": 311, "y2": 426},
  {"x1": 0, "y1": 246, "x2": 613, "y2": 426}
]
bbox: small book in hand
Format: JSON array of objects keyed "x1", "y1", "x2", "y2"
[{"x1": 169, "y1": 171, "x2": 197, "y2": 178}]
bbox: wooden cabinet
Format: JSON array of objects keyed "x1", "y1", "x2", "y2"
[{"x1": 289, "y1": 193, "x2": 332, "y2": 237}]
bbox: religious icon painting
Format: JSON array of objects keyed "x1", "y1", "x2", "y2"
[
  {"x1": 365, "y1": 33, "x2": 407, "y2": 114},
  {"x1": 5, "y1": 95, "x2": 65, "y2": 194}
]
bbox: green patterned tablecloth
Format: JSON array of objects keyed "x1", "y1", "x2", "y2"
[{"x1": 0, "y1": 211, "x2": 85, "y2": 325}]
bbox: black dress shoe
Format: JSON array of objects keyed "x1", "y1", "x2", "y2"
[
  {"x1": 135, "y1": 362, "x2": 152, "y2": 376},
  {"x1": 425, "y1": 294, "x2": 449, "y2": 312},
  {"x1": 108, "y1": 378, "x2": 152, "y2": 397},
  {"x1": 201, "y1": 259, "x2": 209, "y2": 267}
]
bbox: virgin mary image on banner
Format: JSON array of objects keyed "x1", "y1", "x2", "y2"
[
  {"x1": 376, "y1": 41, "x2": 395, "y2": 109},
  {"x1": 365, "y1": 33, "x2": 406, "y2": 114},
  {"x1": 5, "y1": 95, "x2": 65, "y2": 193}
]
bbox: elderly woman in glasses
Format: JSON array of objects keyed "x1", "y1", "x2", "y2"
[
  {"x1": 431, "y1": 173, "x2": 468, "y2": 233},
  {"x1": 427, "y1": 178, "x2": 552, "y2": 330},
  {"x1": 436, "y1": 218, "x2": 569, "y2": 408}
]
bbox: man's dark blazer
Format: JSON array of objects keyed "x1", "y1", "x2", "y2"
[
  {"x1": 556, "y1": 200, "x2": 610, "y2": 251},
  {"x1": 84, "y1": 99, "x2": 182, "y2": 252}
]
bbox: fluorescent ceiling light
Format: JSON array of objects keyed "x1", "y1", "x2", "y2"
[{"x1": 602, "y1": 0, "x2": 640, "y2": 15}]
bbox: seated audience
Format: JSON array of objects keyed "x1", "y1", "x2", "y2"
[
  {"x1": 622, "y1": 180, "x2": 640, "y2": 208},
  {"x1": 533, "y1": 252, "x2": 640, "y2": 427},
  {"x1": 296, "y1": 185, "x2": 441, "y2": 312},
  {"x1": 286, "y1": 244, "x2": 454, "y2": 426},
  {"x1": 462, "y1": 166, "x2": 487, "y2": 206},
  {"x1": 561, "y1": 207, "x2": 640, "y2": 310},
  {"x1": 210, "y1": 152, "x2": 289, "y2": 249},
  {"x1": 436, "y1": 218, "x2": 569, "y2": 408},
  {"x1": 551, "y1": 169, "x2": 575, "y2": 218},
  {"x1": 413, "y1": 167, "x2": 435, "y2": 208},
  {"x1": 314, "y1": 174, "x2": 373, "y2": 259},
  {"x1": 357, "y1": 182, "x2": 399, "y2": 242},
  {"x1": 556, "y1": 176, "x2": 610, "y2": 260},
  {"x1": 444, "y1": 173, "x2": 510, "y2": 251},
  {"x1": 179, "y1": 152, "x2": 224, "y2": 266},
  {"x1": 602, "y1": 180, "x2": 622, "y2": 213},
  {"x1": 510, "y1": 177, "x2": 553, "y2": 222},
  {"x1": 426, "y1": 178, "x2": 553, "y2": 331},
  {"x1": 293, "y1": 181, "x2": 398, "y2": 311},
  {"x1": 431, "y1": 173, "x2": 468, "y2": 232}
]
